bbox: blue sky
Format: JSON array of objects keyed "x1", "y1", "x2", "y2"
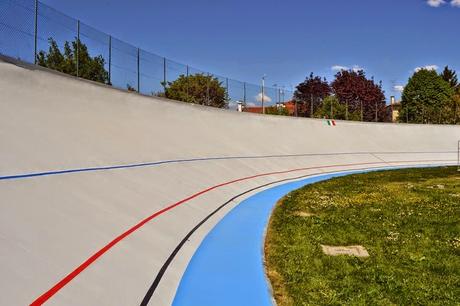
[{"x1": 39, "y1": 0, "x2": 460, "y2": 101}]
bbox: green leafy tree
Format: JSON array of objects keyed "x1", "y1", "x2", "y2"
[
  {"x1": 400, "y1": 69, "x2": 454, "y2": 124},
  {"x1": 37, "y1": 38, "x2": 109, "y2": 84},
  {"x1": 265, "y1": 106, "x2": 290, "y2": 116},
  {"x1": 313, "y1": 96, "x2": 354, "y2": 120},
  {"x1": 453, "y1": 92, "x2": 460, "y2": 124},
  {"x1": 164, "y1": 73, "x2": 228, "y2": 108}
]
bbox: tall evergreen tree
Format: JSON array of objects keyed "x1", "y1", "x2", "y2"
[
  {"x1": 440, "y1": 66, "x2": 460, "y2": 124},
  {"x1": 400, "y1": 69, "x2": 454, "y2": 124},
  {"x1": 440, "y1": 66, "x2": 458, "y2": 89}
]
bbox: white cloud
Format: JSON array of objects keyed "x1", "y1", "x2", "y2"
[
  {"x1": 427, "y1": 0, "x2": 446, "y2": 7},
  {"x1": 393, "y1": 85, "x2": 405, "y2": 93},
  {"x1": 331, "y1": 65, "x2": 349, "y2": 71},
  {"x1": 255, "y1": 93, "x2": 272, "y2": 103},
  {"x1": 414, "y1": 65, "x2": 439, "y2": 72},
  {"x1": 331, "y1": 65, "x2": 364, "y2": 72},
  {"x1": 451, "y1": 0, "x2": 460, "y2": 7}
]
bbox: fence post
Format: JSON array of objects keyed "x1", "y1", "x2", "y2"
[
  {"x1": 108, "y1": 36, "x2": 111, "y2": 85},
  {"x1": 34, "y1": 0, "x2": 38, "y2": 64},
  {"x1": 310, "y1": 94, "x2": 313, "y2": 118},
  {"x1": 137, "y1": 48, "x2": 140, "y2": 93},
  {"x1": 226, "y1": 78, "x2": 229, "y2": 102},
  {"x1": 375, "y1": 101, "x2": 378, "y2": 122},
  {"x1": 163, "y1": 57, "x2": 166, "y2": 92},
  {"x1": 406, "y1": 105, "x2": 409, "y2": 123},
  {"x1": 206, "y1": 73, "x2": 210, "y2": 106},
  {"x1": 76, "y1": 20, "x2": 80, "y2": 77},
  {"x1": 346, "y1": 101, "x2": 349, "y2": 120},
  {"x1": 186, "y1": 65, "x2": 189, "y2": 98},
  {"x1": 330, "y1": 99, "x2": 333, "y2": 119}
]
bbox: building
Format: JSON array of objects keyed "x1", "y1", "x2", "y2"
[
  {"x1": 241, "y1": 100, "x2": 297, "y2": 116},
  {"x1": 386, "y1": 96, "x2": 402, "y2": 122}
]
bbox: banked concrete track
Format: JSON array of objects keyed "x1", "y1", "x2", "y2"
[{"x1": 0, "y1": 58, "x2": 459, "y2": 306}]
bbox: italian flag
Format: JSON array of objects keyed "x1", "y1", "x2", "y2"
[{"x1": 326, "y1": 120, "x2": 336, "y2": 126}]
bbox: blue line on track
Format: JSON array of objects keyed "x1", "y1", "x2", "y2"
[
  {"x1": 172, "y1": 165, "x2": 442, "y2": 306},
  {"x1": 0, "y1": 151, "x2": 454, "y2": 181}
]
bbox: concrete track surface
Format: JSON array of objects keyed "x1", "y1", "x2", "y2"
[{"x1": 0, "y1": 59, "x2": 459, "y2": 305}]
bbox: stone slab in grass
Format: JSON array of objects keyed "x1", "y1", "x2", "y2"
[
  {"x1": 321, "y1": 245, "x2": 369, "y2": 257},
  {"x1": 294, "y1": 211, "x2": 315, "y2": 217}
]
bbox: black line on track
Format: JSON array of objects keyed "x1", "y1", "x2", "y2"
[{"x1": 139, "y1": 164, "x2": 403, "y2": 305}]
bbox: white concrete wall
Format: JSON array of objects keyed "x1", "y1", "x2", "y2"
[{"x1": 0, "y1": 59, "x2": 458, "y2": 305}]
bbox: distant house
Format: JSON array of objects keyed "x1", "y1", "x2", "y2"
[
  {"x1": 386, "y1": 96, "x2": 402, "y2": 122},
  {"x1": 242, "y1": 100, "x2": 297, "y2": 116}
]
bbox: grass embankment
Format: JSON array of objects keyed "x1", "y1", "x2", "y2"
[{"x1": 265, "y1": 167, "x2": 460, "y2": 305}]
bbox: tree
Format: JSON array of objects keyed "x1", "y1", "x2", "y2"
[
  {"x1": 453, "y1": 91, "x2": 460, "y2": 124},
  {"x1": 400, "y1": 69, "x2": 454, "y2": 124},
  {"x1": 294, "y1": 73, "x2": 331, "y2": 117},
  {"x1": 164, "y1": 73, "x2": 228, "y2": 108},
  {"x1": 314, "y1": 96, "x2": 351, "y2": 120},
  {"x1": 331, "y1": 70, "x2": 386, "y2": 122},
  {"x1": 265, "y1": 106, "x2": 290, "y2": 116},
  {"x1": 127, "y1": 84, "x2": 136, "y2": 92},
  {"x1": 440, "y1": 66, "x2": 458, "y2": 88},
  {"x1": 440, "y1": 66, "x2": 460, "y2": 124},
  {"x1": 37, "y1": 38, "x2": 109, "y2": 84}
]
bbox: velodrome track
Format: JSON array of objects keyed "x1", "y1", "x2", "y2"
[{"x1": 0, "y1": 58, "x2": 459, "y2": 305}]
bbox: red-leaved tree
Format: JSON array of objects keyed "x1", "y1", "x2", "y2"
[
  {"x1": 331, "y1": 70, "x2": 386, "y2": 122},
  {"x1": 294, "y1": 73, "x2": 332, "y2": 117}
]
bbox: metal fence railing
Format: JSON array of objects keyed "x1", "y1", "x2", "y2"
[{"x1": 0, "y1": 0, "x2": 294, "y2": 111}]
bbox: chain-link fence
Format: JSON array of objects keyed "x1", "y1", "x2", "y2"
[{"x1": 0, "y1": 0, "x2": 294, "y2": 113}]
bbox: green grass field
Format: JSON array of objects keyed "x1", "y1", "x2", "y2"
[{"x1": 265, "y1": 167, "x2": 460, "y2": 305}]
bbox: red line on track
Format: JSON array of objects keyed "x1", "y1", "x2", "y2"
[{"x1": 30, "y1": 159, "x2": 452, "y2": 305}]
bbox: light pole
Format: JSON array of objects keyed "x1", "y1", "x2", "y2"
[
  {"x1": 280, "y1": 86, "x2": 285, "y2": 103},
  {"x1": 261, "y1": 75, "x2": 266, "y2": 114},
  {"x1": 273, "y1": 84, "x2": 280, "y2": 104}
]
